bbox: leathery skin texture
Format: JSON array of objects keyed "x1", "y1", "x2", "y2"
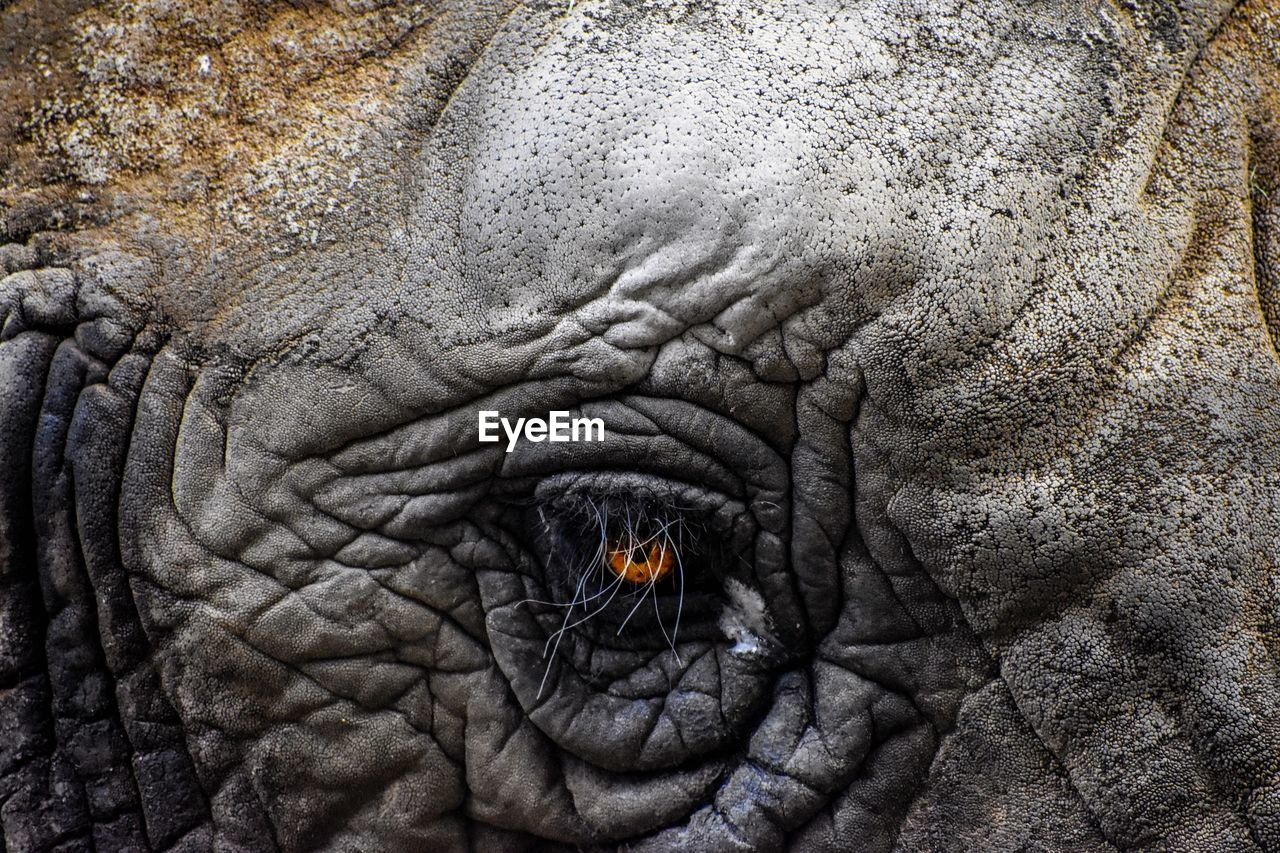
[{"x1": 2, "y1": 0, "x2": 1280, "y2": 849}]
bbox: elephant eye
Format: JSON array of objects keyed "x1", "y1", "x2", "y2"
[
  {"x1": 605, "y1": 532, "x2": 675, "y2": 584},
  {"x1": 515, "y1": 473, "x2": 740, "y2": 652},
  {"x1": 540, "y1": 486, "x2": 695, "y2": 603}
]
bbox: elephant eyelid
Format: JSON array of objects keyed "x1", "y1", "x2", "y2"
[{"x1": 537, "y1": 487, "x2": 701, "y2": 568}]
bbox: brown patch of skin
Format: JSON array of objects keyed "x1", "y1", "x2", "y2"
[{"x1": 0, "y1": 0, "x2": 521, "y2": 271}]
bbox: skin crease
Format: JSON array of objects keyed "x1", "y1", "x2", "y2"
[{"x1": 3, "y1": 0, "x2": 1280, "y2": 850}]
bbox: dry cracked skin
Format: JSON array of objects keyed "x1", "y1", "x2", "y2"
[{"x1": 2, "y1": 0, "x2": 1280, "y2": 850}]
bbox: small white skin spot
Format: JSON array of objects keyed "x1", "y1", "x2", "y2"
[{"x1": 719, "y1": 578, "x2": 772, "y2": 655}]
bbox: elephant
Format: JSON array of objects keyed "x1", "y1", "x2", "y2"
[{"x1": 2, "y1": 0, "x2": 1279, "y2": 849}]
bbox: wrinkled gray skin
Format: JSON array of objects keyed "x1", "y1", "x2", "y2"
[{"x1": 4, "y1": 0, "x2": 1280, "y2": 850}]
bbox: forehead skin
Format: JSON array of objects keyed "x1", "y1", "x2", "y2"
[
  {"x1": 227, "y1": 0, "x2": 1132, "y2": 450},
  {"x1": 456, "y1": 1, "x2": 1101, "y2": 355}
]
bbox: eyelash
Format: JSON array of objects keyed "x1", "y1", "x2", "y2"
[
  {"x1": 516, "y1": 490, "x2": 702, "y2": 687},
  {"x1": 537, "y1": 491, "x2": 696, "y2": 592}
]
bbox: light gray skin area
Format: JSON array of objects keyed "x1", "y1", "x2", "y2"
[{"x1": 3, "y1": 0, "x2": 1280, "y2": 849}]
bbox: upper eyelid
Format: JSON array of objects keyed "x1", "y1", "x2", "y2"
[
  {"x1": 499, "y1": 434, "x2": 751, "y2": 498},
  {"x1": 529, "y1": 473, "x2": 756, "y2": 564},
  {"x1": 532, "y1": 470, "x2": 734, "y2": 509}
]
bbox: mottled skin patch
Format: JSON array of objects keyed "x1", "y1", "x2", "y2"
[{"x1": 2, "y1": 1, "x2": 1280, "y2": 851}]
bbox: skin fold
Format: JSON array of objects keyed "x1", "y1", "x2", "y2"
[{"x1": 2, "y1": 0, "x2": 1279, "y2": 849}]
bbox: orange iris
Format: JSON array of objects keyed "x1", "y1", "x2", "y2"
[{"x1": 606, "y1": 540, "x2": 674, "y2": 584}]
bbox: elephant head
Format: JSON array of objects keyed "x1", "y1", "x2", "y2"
[{"x1": 3, "y1": 0, "x2": 1280, "y2": 850}]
